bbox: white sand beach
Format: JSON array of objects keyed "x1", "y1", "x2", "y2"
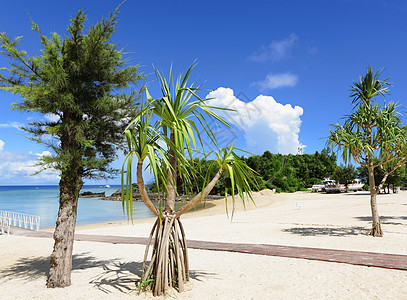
[{"x1": 1, "y1": 190, "x2": 407, "y2": 299}]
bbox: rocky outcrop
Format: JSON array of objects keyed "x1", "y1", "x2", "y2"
[
  {"x1": 79, "y1": 191, "x2": 106, "y2": 198},
  {"x1": 101, "y1": 183, "x2": 223, "y2": 202},
  {"x1": 101, "y1": 184, "x2": 145, "y2": 201},
  {"x1": 102, "y1": 191, "x2": 163, "y2": 202}
]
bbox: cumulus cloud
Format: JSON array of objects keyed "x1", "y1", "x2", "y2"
[
  {"x1": 0, "y1": 139, "x2": 4, "y2": 151},
  {"x1": 206, "y1": 87, "x2": 304, "y2": 155},
  {"x1": 0, "y1": 148, "x2": 59, "y2": 184},
  {"x1": 253, "y1": 72, "x2": 298, "y2": 90},
  {"x1": 249, "y1": 34, "x2": 298, "y2": 62}
]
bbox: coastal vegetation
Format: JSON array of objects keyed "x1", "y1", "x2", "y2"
[
  {"x1": 160, "y1": 149, "x2": 338, "y2": 195},
  {"x1": 244, "y1": 149, "x2": 337, "y2": 192},
  {"x1": 0, "y1": 4, "x2": 143, "y2": 287},
  {"x1": 328, "y1": 68, "x2": 407, "y2": 237},
  {"x1": 121, "y1": 63, "x2": 256, "y2": 296},
  {"x1": 149, "y1": 148, "x2": 407, "y2": 196},
  {"x1": 332, "y1": 165, "x2": 358, "y2": 192}
]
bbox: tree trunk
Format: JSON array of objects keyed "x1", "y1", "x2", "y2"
[
  {"x1": 137, "y1": 162, "x2": 159, "y2": 216},
  {"x1": 165, "y1": 132, "x2": 177, "y2": 213},
  {"x1": 176, "y1": 169, "x2": 223, "y2": 217},
  {"x1": 367, "y1": 165, "x2": 382, "y2": 237},
  {"x1": 47, "y1": 112, "x2": 84, "y2": 288},
  {"x1": 47, "y1": 173, "x2": 83, "y2": 287}
]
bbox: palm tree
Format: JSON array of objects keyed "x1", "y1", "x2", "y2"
[
  {"x1": 122, "y1": 62, "x2": 256, "y2": 296},
  {"x1": 328, "y1": 67, "x2": 407, "y2": 237}
]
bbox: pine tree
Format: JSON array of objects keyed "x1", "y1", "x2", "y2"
[{"x1": 0, "y1": 5, "x2": 144, "y2": 287}]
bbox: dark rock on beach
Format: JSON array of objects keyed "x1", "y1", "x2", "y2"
[
  {"x1": 101, "y1": 184, "x2": 144, "y2": 201},
  {"x1": 101, "y1": 188, "x2": 162, "y2": 202},
  {"x1": 80, "y1": 191, "x2": 106, "y2": 198}
]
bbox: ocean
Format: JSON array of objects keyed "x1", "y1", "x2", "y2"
[{"x1": 0, "y1": 185, "x2": 156, "y2": 229}]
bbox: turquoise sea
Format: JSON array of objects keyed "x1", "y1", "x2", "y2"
[{"x1": 0, "y1": 185, "x2": 156, "y2": 229}]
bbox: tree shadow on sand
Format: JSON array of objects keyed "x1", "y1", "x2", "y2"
[
  {"x1": 0, "y1": 252, "x2": 114, "y2": 280},
  {"x1": 343, "y1": 192, "x2": 370, "y2": 196},
  {"x1": 88, "y1": 260, "x2": 217, "y2": 294},
  {"x1": 0, "y1": 252, "x2": 217, "y2": 294},
  {"x1": 355, "y1": 215, "x2": 407, "y2": 226},
  {"x1": 283, "y1": 226, "x2": 368, "y2": 237}
]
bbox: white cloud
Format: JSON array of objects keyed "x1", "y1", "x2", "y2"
[
  {"x1": 249, "y1": 34, "x2": 298, "y2": 62},
  {"x1": 44, "y1": 113, "x2": 60, "y2": 122},
  {"x1": 0, "y1": 149, "x2": 59, "y2": 184},
  {"x1": 37, "y1": 150, "x2": 52, "y2": 158},
  {"x1": 0, "y1": 139, "x2": 4, "y2": 151},
  {"x1": 206, "y1": 87, "x2": 304, "y2": 155},
  {"x1": 253, "y1": 72, "x2": 298, "y2": 90},
  {"x1": 0, "y1": 121, "x2": 24, "y2": 129}
]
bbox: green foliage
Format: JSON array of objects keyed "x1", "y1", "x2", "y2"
[
  {"x1": 328, "y1": 67, "x2": 407, "y2": 236},
  {"x1": 332, "y1": 165, "x2": 357, "y2": 186},
  {"x1": 0, "y1": 7, "x2": 144, "y2": 180},
  {"x1": 0, "y1": 4, "x2": 145, "y2": 287},
  {"x1": 122, "y1": 63, "x2": 256, "y2": 217},
  {"x1": 245, "y1": 149, "x2": 337, "y2": 192},
  {"x1": 350, "y1": 67, "x2": 390, "y2": 106},
  {"x1": 328, "y1": 67, "x2": 407, "y2": 189},
  {"x1": 358, "y1": 163, "x2": 406, "y2": 189},
  {"x1": 149, "y1": 148, "x2": 338, "y2": 194}
]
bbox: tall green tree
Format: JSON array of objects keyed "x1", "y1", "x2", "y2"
[
  {"x1": 0, "y1": 6, "x2": 143, "y2": 287},
  {"x1": 244, "y1": 149, "x2": 337, "y2": 192},
  {"x1": 328, "y1": 68, "x2": 407, "y2": 236},
  {"x1": 122, "y1": 63, "x2": 256, "y2": 296},
  {"x1": 332, "y1": 164, "x2": 357, "y2": 191}
]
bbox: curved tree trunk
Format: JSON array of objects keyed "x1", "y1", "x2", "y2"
[
  {"x1": 367, "y1": 165, "x2": 382, "y2": 237},
  {"x1": 47, "y1": 173, "x2": 83, "y2": 287},
  {"x1": 176, "y1": 169, "x2": 223, "y2": 217},
  {"x1": 165, "y1": 132, "x2": 177, "y2": 213},
  {"x1": 137, "y1": 162, "x2": 159, "y2": 216}
]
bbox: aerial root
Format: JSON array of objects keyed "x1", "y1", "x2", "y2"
[
  {"x1": 368, "y1": 221, "x2": 383, "y2": 237},
  {"x1": 139, "y1": 214, "x2": 188, "y2": 296}
]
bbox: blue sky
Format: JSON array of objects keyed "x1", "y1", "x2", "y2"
[{"x1": 1, "y1": 0, "x2": 407, "y2": 185}]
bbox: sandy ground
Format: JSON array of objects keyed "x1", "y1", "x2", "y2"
[{"x1": 0, "y1": 190, "x2": 406, "y2": 299}]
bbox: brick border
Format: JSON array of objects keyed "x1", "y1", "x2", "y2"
[{"x1": 8, "y1": 226, "x2": 407, "y2": 271}]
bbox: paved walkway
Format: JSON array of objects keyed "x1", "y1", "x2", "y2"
[{"x1": 8, "y1": 226, "x2": 407, "y2": 271}]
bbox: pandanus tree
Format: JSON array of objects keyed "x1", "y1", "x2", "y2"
[
  {"x1": 0, "y1": 5, "x2": 143, "y2": 286},
  {"x1": 328, "y1": 67, "x2": 407, "y2": 236},
  {"x1": 122, "y1": 63, "x2": 256, "y2": 296}
]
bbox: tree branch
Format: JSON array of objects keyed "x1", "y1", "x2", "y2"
[
  {"x1": 175, "y1": 169, "x2": 223, "y2": 217},
  {"x1": 137, "y1": 162, "x2": 160, "y2": 217}
]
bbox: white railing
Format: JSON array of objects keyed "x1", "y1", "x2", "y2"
[
  {"x1": 0, "y1": 210, "x2": 40, "y2": 234},
  {"x1": 0, "y1": 216, "x2": 11, "y2": 234}
]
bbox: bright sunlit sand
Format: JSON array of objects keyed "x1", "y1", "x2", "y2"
[{"x1": 1, "y1": 190, "x2": 407, "y2": 299}]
